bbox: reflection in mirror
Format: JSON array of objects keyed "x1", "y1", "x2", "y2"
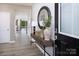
[{"x1": 38, "y1": 6, "x2": 51, "y2": 30}]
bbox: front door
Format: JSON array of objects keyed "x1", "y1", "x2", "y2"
[{"x1": 0, "y1": 12, "x2": 10, "y2": 43}]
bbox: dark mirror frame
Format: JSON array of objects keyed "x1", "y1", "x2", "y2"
[{"x1": 37, "y1": 6, "x2": 51, "y2": 30}]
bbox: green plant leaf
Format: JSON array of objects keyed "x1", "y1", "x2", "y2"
[{"x1": 44, "y1": 16, "x2": 51, "y2": 27}]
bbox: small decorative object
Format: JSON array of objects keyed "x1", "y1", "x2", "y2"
[
  {"x1": 37, "y1": 6, "x2": 51, "y2": 40},
  {"x1": 32, "y1": 21, "x2": 37, "y2": 35},
  {"x1": 44, "y1": 27, "x2": 51, "y2": 41}
]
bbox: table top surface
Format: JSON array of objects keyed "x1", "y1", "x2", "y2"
[{"x1": 31, "y1": 33, "x2": 54, "y2": 47}]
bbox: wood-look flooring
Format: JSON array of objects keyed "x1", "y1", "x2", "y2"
[{"x1": 0, "y1": 28, "x2": 43, "y2": 56}]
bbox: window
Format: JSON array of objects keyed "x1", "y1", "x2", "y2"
[{"x1": 59, "y1": 3, "x2": 79, "y2": 39}]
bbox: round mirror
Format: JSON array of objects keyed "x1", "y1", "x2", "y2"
[{"x1": 37, "y1": 6, "x2": 51, "y2": 30}]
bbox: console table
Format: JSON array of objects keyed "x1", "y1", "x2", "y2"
[{"x1": 31, "y1": 33, "x2": 54, "y2": 56}]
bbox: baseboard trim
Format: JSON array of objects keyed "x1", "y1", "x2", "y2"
[
  {"x1": 0, "y1": 41, "x2": 15, "y2": 44},
  {"x1": 8, "y1": 41, "x2": 15, "y2": 43}
]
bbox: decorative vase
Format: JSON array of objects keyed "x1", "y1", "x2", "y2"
[{"x1": 44, "y1": 27, "x2": 50, "y2": 41}]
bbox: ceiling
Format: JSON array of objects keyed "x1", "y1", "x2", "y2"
[{"x1": 12, "y1": 3, "x2": 34, "y2": 7}]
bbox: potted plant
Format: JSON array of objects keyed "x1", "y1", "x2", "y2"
[{"x1": 43, "y1": 16, "x2": 51, "y2": 28}]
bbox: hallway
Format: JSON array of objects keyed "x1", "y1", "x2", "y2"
[{"x1": 0, "y1": 28, "x2": 43, "y2": 56}]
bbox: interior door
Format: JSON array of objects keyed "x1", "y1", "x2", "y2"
[{"x1": 0, "y1": 12, "x2": 10, "y2": 43}]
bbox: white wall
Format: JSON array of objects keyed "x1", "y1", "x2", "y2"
[
  {"x1": 15, "y1": 12, "x2": 28, "y2": 21},
  {"x1": 32, "y1": 3, "x2": 55, "y2": 40}
]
